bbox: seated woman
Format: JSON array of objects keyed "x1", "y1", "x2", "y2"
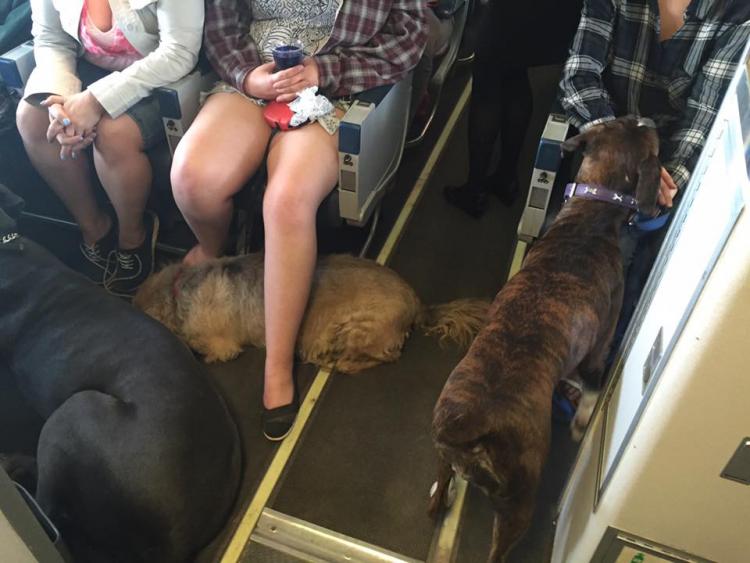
[
  {"x1": 16, "y1": 0, "x2": 204, "y2": 297},
  {"x1": 559, "y1": 0, "x2": 750, "y2": 361},
  {"x1": 171, "y1": 0, "x2": 427, "y2": 441}
]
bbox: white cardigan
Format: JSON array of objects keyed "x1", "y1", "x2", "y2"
[{"x1": 25, "y1": 0, "x2": 204, "y2": 118}]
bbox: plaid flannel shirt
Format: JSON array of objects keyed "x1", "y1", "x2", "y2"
[
  {"x1": 204, "y1": 0, "x2": 428, "y2": 99},
  {"x1": 559, "y1": 0, "x2": 750, "y2": 189}
]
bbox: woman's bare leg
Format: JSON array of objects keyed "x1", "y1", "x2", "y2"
[
  {"x1": 171, "y1": 93, "x2": 272, "y2": 266},
  {"x1": 93, "y1": 115, "x2": 150, "y2": 249},
  {"x1": 16, "y1": 101, "x2": 111, "y2": 244},
  {"x1": 262, "y1": 122, "x2": 339, "y2": 409}
]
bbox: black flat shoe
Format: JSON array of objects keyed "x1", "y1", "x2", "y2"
[
  {"x1": 443, "y1": 184, "x2": 489, "y2": 218},
  {"x1": 262, "y1": 389, "x2": 300, "y2": 442}
]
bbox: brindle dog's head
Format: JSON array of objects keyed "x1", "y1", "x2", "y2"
[{"x1": 563, "y1": 116, "x2": 661, "y2": 216}]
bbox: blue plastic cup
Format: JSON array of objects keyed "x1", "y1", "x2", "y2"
[{"x1": 272, "y1": 41, "x2": 304, "y2": 70}]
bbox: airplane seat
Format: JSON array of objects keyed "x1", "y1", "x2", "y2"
[
  {"x1": 406, "y1": 0, "x2": 471, "y2": 147},
  {"x1": 1, "y1": 41, "x2": 414, "y2": 257},
  {"x1": 0, "y1": 40, "x2": 198, "y2": 253},
  {"x1": 160, "y1": 69, "x2": 414, "y2": 256},
  {"x1": 517, "y1": 101, "x2": 578, "y2": 244}
]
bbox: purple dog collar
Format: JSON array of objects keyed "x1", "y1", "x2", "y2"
[{"x1": 564, "y1": 183, "x2": 639, "y2": 211}]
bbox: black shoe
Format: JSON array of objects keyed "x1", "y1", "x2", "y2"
[
  {"x1": 78, "y1": 223, "x2": 117, "y2": 285},
  {"x1": 443, "y1": 184, "x2": 489, "y2": 218},
  {"x1": 104, "y1": 211, "x2": 159, "y2": 298},
  {"x1": 262, "y1": 386, "x2": 300, "y2": 442}
]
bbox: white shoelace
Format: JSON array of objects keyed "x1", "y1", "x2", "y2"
[
  {"x1": 81, "y1": 242, "x2": 106, "y2": 265},
  {"x1": 116, "y1": 251, "x2": 136, "y2": 271}
]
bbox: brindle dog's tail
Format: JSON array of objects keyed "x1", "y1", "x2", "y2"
[{"x1": 418, "y1": 299, "x2": 489, "y2": 349}]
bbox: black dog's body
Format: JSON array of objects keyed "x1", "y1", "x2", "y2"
[{"x1": 0, "y1": 188, "x2": 240, "y2": 562}]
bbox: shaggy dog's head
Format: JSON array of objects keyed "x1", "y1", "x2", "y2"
[{"x1": 133, "y1": 263, "x2": 182, "y2": 332}]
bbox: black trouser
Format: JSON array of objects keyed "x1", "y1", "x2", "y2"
[{"x1": 465, "y1": 0, "x2": 582, "y2": 193}]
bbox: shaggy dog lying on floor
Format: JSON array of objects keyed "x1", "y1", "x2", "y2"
[
  {"x1": 430, "y1": 117, "x2": 662, "y2": 562},
  {"x1": 0, "y1": 185, "x2": 240, "y2": 563},
  {"x1": 134, "y1": 254, "x2": 489, "y2": 373}
]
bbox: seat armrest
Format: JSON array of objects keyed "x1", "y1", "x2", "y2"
[
  {"x1": 0, "y1": 40, "x2": 34, "y2": 95},
  {"x1": 337, "y1": 75, "x2": 412, "y2": 225},
  {"x1": 517, "y1": 111, "x2": 570, "y2": 242},
  {"x1": 155, "y1": 69, "x2": 217, "y2": 157}
]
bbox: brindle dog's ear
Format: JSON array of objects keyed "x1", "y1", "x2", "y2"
[
  {"x1": 561, "y1": 132, "x2": 587, "y2": 154},
  {"x1": 636, "y1": 155, "x2": 661, "y2": 216}
]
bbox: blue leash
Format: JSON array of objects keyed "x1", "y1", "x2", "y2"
[{"x1": 630, "y1": 211, "x2": 670, "y2": 232}]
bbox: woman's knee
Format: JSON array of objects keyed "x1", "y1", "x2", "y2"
[
  {"x1": 93, "y1": 116, "x2": 143, "y2": 162},
  {"x1": 263, "y1": 181, "x2": 319, "y2": 232},
  {"x1": 16, "y1": 100, "x2": 48, "y2": 144},
  {"x1": 170, "y1": 142, "x2": 230, "y2": 214}
]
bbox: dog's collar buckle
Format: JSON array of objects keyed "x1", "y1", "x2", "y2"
[
  {"x1": 564, "y1": 183, "x2": 639, "y2": 211},
  {"x1": 628, "y1": 211, "x2": 671, "y2": 231}
]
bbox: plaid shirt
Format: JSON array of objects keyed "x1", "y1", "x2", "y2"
[
  {"x1": 204, "y1": 0, "x2": 427, "y2": 98},
  {"x1": 559, "y1": 0, "x2": 750, "y2": 189}
]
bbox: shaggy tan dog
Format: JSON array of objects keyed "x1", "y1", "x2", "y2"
[{"x1": 134, "y1": 254, "x2": 489, "y2": 374}]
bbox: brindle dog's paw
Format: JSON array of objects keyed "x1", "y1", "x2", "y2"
[
  {"x1": 427, "y1": 472, "x2": 457, "y2": 518},
  {"x1": 570, "y1": 389, "x2": 599, "y2": 442}
]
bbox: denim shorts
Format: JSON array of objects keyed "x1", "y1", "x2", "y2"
[
  {"x1": 77, "y1": 60, "x2": 165, "y2": 151},
  {"x1": 204, "y1": 81, "x2": 350, "y2": 136}
]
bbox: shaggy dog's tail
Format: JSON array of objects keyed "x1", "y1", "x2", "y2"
[{"x1": 418, "y1": 299, "x2": 489, "y2": 348}]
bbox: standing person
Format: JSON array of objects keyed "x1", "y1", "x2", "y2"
[
  {"x1": 16, "y1": 0, "x2": 204, "y2": 297},
  {"x1": 443, "y1": 0, "x2": 583, "y2": 218},
  {"x1": 559, "y1": 0, "x2": 750, "y2": 360},
  {"x1": 170, "y1": 0, "x2": 427, "y2": 441}
]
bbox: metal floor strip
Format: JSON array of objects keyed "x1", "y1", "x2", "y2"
[
  {"x1": 219, "y1": 79, "x2": 472, "y2": 563},
  {"x1": 251, "y1": 509, "x2": 422, "y2": 563}
]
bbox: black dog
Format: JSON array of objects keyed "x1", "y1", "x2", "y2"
[{"x1": 0, "y1": 185, "x2": 241, "y2": 562}]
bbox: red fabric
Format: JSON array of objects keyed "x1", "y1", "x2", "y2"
[{"x1": 263, "y1": 101, "x2": 298, "y2": 130}]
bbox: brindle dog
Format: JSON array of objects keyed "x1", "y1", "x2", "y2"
[{"x1": 430, "y1": 116, "x2": 661, "y2": 562}]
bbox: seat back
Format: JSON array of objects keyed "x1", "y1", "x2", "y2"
[
  {"x1": 0, "y1": 39, "x2": 33, "y2": 95},
  {"x1": 517, "y1": 111, "x2": 570, "y2": 242},
  {"x1": 337, "y1": 74, "x2": 412, "y2": 226}
]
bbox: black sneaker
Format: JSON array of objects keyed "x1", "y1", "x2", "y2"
[
  {"x1": 78, "y1": 224, "x2": 117, "y2": 285},
  {"x1": 104, "y1": 211, "x2": 159, "y2": 298}
]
